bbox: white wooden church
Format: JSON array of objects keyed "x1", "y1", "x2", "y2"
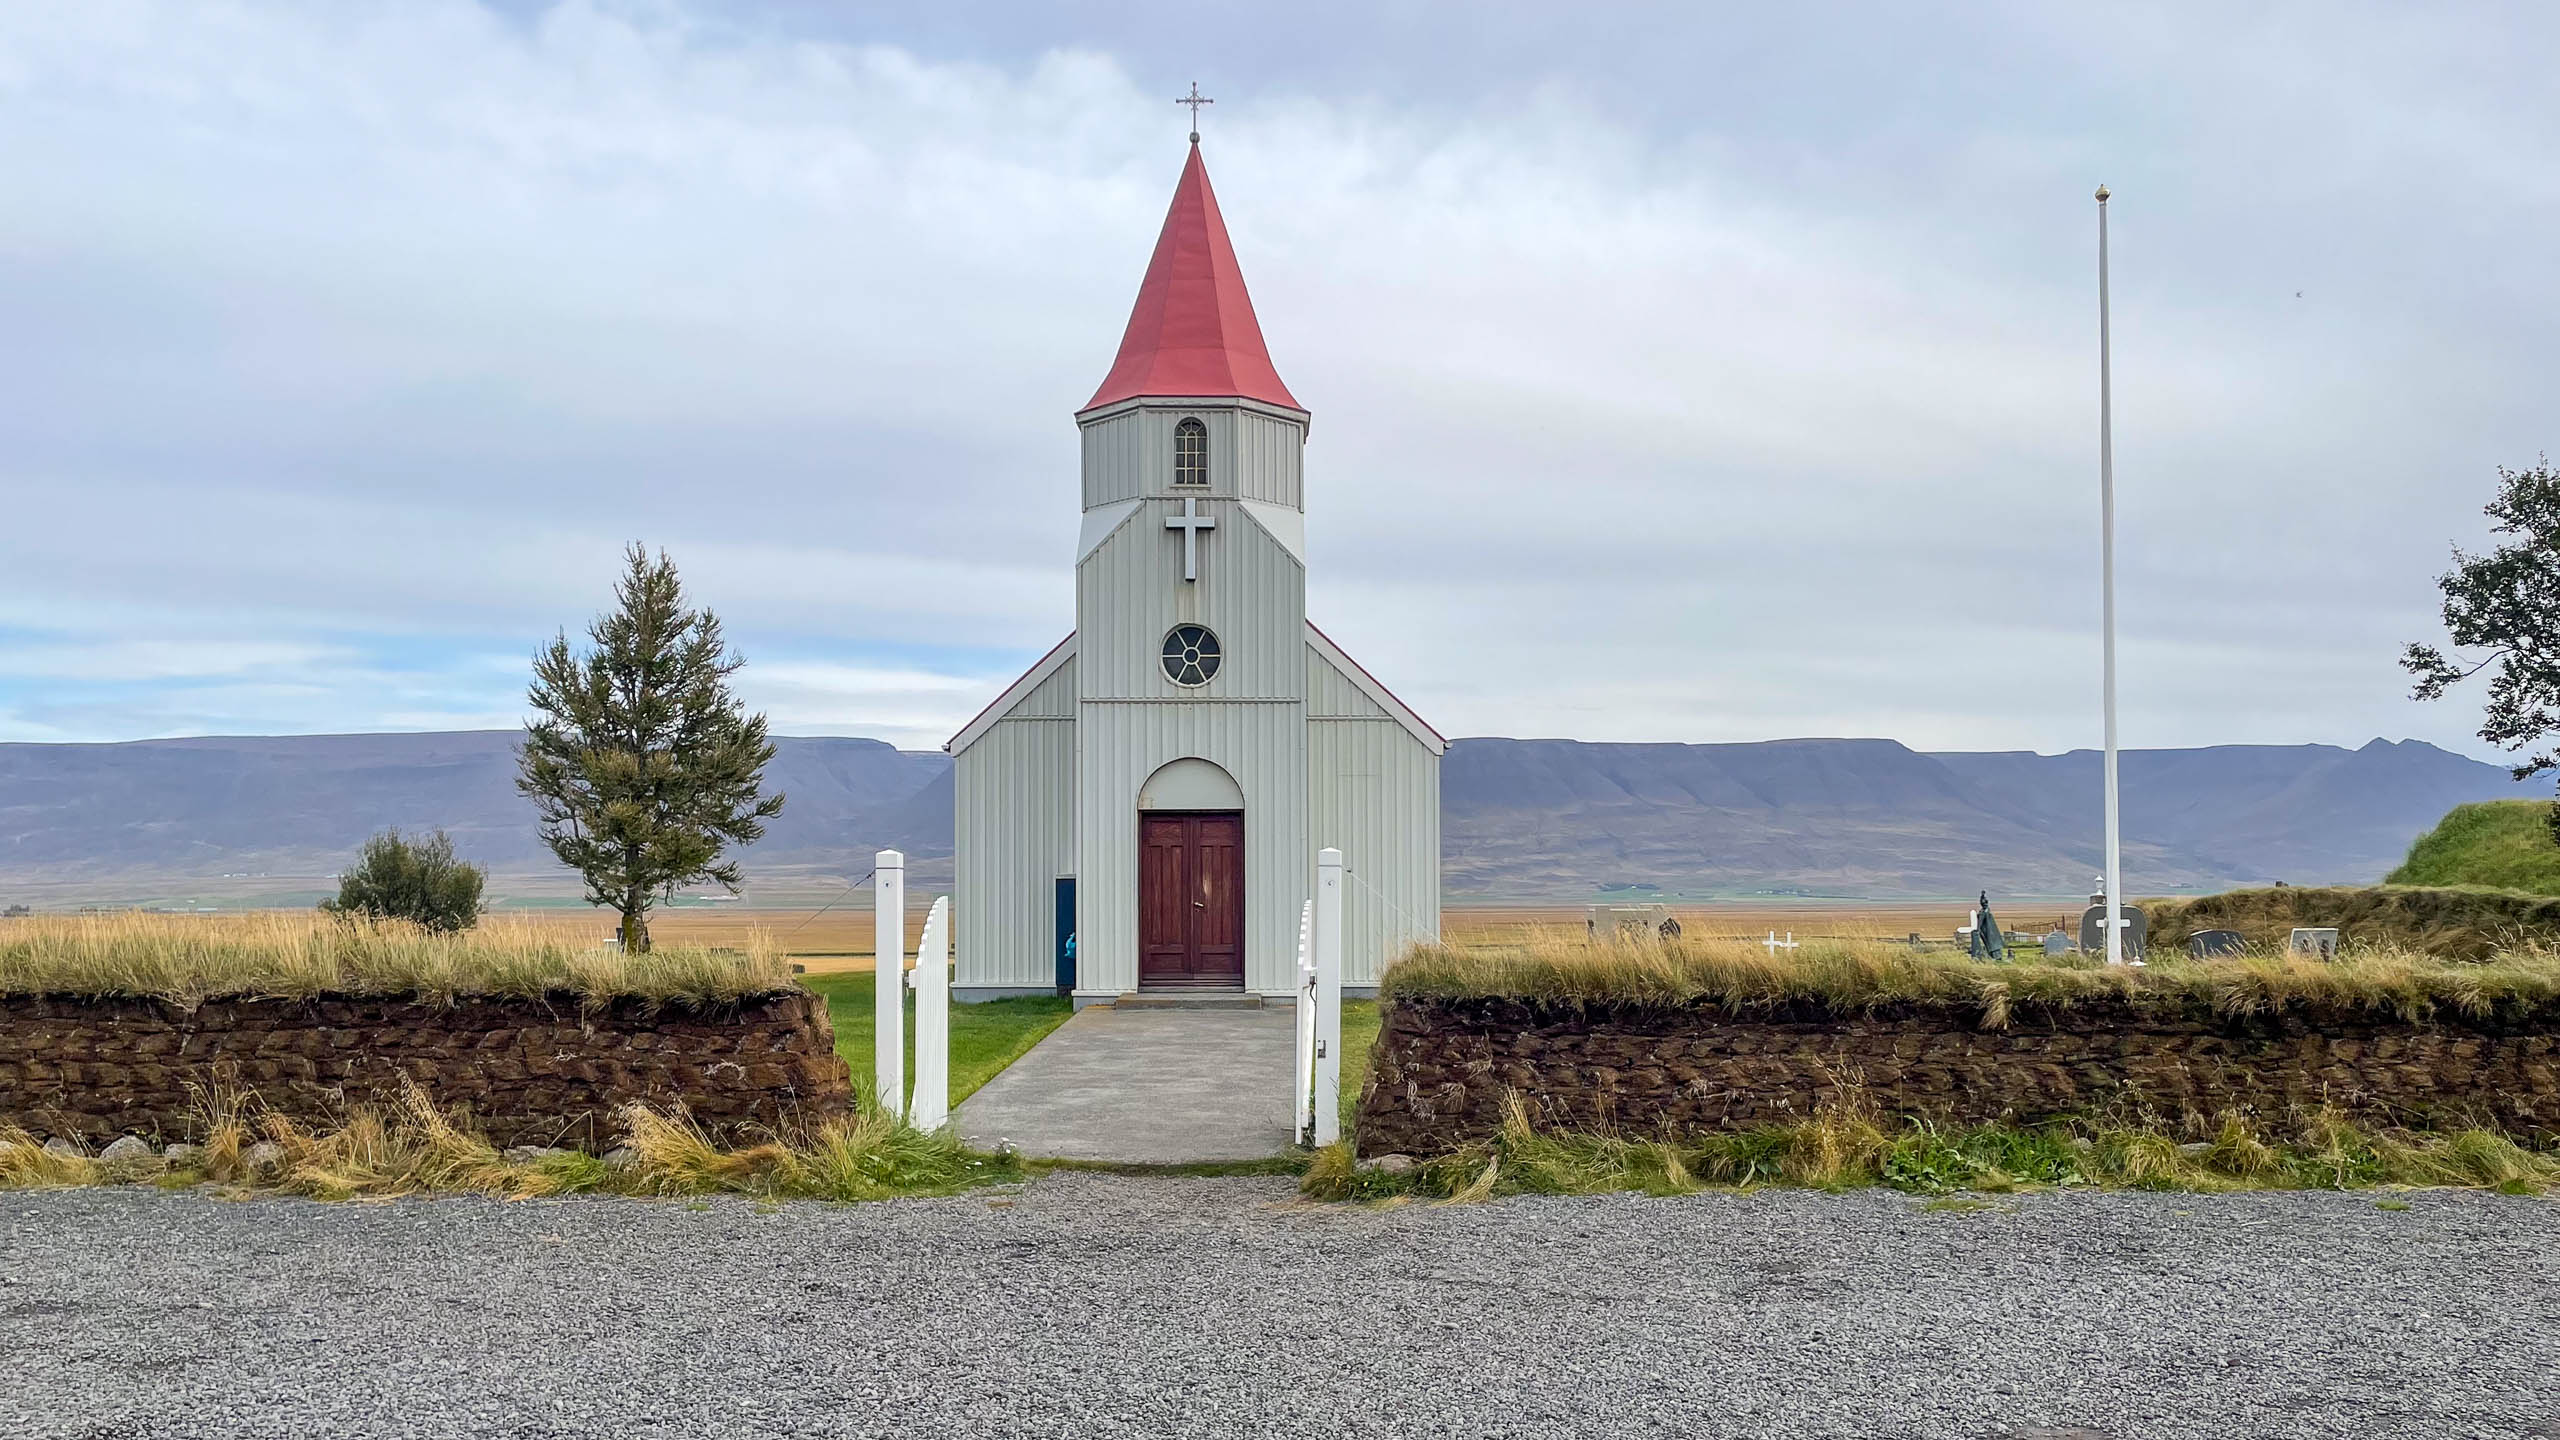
[{"x1": 948, "y1": 139, "x2": 1443, "y2": 1005}]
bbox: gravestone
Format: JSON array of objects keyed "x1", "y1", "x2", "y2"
[
  {"x1": 2078, "y1": 896, "x2": 2147, "y2": 960},
  {"x1": 2187, "y1": 928, "x2": 2246, "y2": 958},
  {"x1": 2042, "y1": 926, "x2": 2073, "y2": 958},
  {"x1": 1587, "y1": 905, "x2": 1680, "y2": 943},
  {"x1": 2288, "y1": 927, "x2": 2340, "y2": 960}
]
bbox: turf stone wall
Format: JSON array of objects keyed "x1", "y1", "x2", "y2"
[
  {"x1": 1355, "y1": 996, "x2": 2560, "y2": 1156},
  {"x1": 0, "y1": 991, "x2": 853, "y2": 1148}
]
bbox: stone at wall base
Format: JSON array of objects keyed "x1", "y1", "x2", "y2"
[{"x1": 97, "y1": 1135, "x2": 157, "y2": 1167}]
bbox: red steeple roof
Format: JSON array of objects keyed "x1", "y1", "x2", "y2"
[{"x1": 1082, "y1": 143, "x2": 1302, "y2": 415}]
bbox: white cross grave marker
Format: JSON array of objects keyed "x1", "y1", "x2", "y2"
[
  {"x1": 1165, "y1": 495, "x2": 1215, "y2": 582},
  {"x1": 1763, "y1": 930, "x2": 1799, "y2": 955}
]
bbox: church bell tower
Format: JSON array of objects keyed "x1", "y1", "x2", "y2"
[
  {"x1": 1065, "y1": 138, "x2": 1313, "y2": 1000},
  {"x1": 947, "y1": 133, "x2": 1440, "y2": 1009}
]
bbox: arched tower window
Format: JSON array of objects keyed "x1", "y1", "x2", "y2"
[{"x1": 1172, "y1": 418, "x2": 1208, "y2": 487}]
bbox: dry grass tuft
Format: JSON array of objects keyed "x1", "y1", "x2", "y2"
[
  {"x1": 1306, "y1": 1086, "x2": 2560, "y2": 1204},
  {"x1": 0, "y1": 1083, "x2": 1014, "y2": 1205},
  {"x1": 255, "y1": 1082, "x2": 567, "y2": 1199},
  {"x1": 1381, "y1": 927, "x2": 2560, "y2": 1023},
  {"x1": 0, "y1": 1128, "x2": 101, "y2": 1188},
  {"x1": 0, "y1": 912, "x2": 795, "y2": 1005}
]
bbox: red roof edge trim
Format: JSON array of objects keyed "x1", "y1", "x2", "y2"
[
  {"x1": 945, "y1": 634, "x2": 1076, "y2": 755},
  {"x1": 1307, "y1": 621, "x2": 1446, "y2": 748}
]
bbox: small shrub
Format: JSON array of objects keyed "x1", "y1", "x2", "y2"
[
  {"x1": 1880, "y1": 1129, "x2": 1975, "y2": 1195},
  {"x1": 1955, "y1": 1127, "x2": 2085, "y2": 1187},
  {"x1": 322, "y1": 828, "x2": 486, "y2": 933}
]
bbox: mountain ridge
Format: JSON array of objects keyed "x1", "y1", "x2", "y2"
[{"x1": 0, "y1": 730, "x2": 2527, "y2": 903}]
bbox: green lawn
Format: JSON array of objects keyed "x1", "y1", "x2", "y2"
[
  {"x1": 1339, "y1": 998, "x2": 1380, "y2": 1132},
  {"x1": 801, "y1": 976, "x2": 1379, "y2": 1138},
  {"x1": 2389, "y1": 799, "x2": 2560, "y2": 893},
  {"x1": 799, "y1": 973, "x2": 1074, "y2": 1110}
]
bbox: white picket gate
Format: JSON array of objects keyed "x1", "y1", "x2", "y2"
[
  {"x1": 1292, "y1": 899, "x2": 1315, "y2": 1146},
  {"x1": 1293, "y1": 848, "x2": 1345, "y2": 1148},
  {"x1": 907, "y1": 896, "x2": 952, "y2": 1131},
  {"x1": 874, "y1": 850, "x2": 905, "y2": 1119},
  {"x1": 873, "y1": 852, "x2": 955, "y2": 1131}
]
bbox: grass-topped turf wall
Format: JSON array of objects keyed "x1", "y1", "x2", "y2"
[
  {"x1": 1352, "y1": 934, "x2": 2560, "y2": 1162},
  {"x1": 0, "y1": 913, "x2": 1079, "y2": 1205},
  {"x1": 2387, "y1": 798, "x2": 2560, "y2": 894},
  {"x1": 0, "y1": 912, "x2": 854, "y2": 1148},
  {"x1": 2144, "y1": 883, "x2": 2560, "y2": 961}
]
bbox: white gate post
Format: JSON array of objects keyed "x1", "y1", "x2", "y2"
[
  {"x1": 908, "y1": 896, "x2": 951, "y2": 1131},
  {"x1": 1293, "y1": 898, "x2": 1315, "y2": 1146},
  {"x1": 874, "y1": 850, "x2": 905, "y2": 1119},
  {"x1": 1313, "y1": 848, "x2": 1345, "y2": 1148}
]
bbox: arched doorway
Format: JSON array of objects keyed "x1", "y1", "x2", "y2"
[{"x1": 1137, "y1": 758, "x2": 1245, "y2": 991}]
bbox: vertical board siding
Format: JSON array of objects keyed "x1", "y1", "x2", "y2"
[
  {"x1": 1307, "y1": 717, "x2": 1442, "y2": 986},
  {"x1": 1082, "y1": 410, "x2": 1142, "y2": 508},
  {"x1": 1077, "y1": 701, "x2": 1309, "y2": 997},
  {"x1": 998, "y1": 393, "x2": 1368, "y2": 1006},
  {"x1": 1076, "y1": 498, "x2": 1306, "y2": 701},
  {"x1": 1082, "y1": 404, "x2": 1304, "y2": 510},
  {"x1": 1306, "y1": 650, "x2": 1393, "y2": 719},
  {"x1": 1306, "y1": 641, "x2": 1441, "y2": 985},
  {"x1": 1009, "y1": 658, "x2": 1077, "y2": 718},
  {"x1": 952, "y1": 654, "x2": 1079, "y2": 991},
  {"x1": 1233, "y1": 410, "x2": 1304, "y2": 509}
]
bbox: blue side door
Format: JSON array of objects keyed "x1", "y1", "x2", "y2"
[{"x1": 1054, "y1": 877, "x2": 1076, "y2": 993}]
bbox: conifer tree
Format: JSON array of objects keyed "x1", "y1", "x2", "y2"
[{"x1": 518, "y1": 544, "x2": 784, "y2": 951}]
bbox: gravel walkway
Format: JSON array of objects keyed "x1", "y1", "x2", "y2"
[{"x1": 3, "y1": 1179, "x2": 2556, "y2": 1439}]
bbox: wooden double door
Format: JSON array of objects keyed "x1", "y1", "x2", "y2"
[{"x1": 1139, "y1": 812, "x2": 1245, "y2": 990}]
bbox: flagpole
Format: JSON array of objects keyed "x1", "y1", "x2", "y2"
[{"x1": 2096, "y1": 183, "x2": 2124, "y2": 967}]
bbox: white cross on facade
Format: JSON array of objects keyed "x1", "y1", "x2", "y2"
[{"x1": 1165, "y1": 495, "x2": 1215, "y2": 582}]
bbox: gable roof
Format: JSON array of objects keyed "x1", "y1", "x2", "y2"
[
  {"x1": 1081, "y1": 143, "x2": 1303, "y2": 416},
  {"x1": 946, "y1": 625, "x2": 1443, "y2": 759},
  {"x1": 945, "y1": 634, "x2": 1076, "y2": 756},
  {"x1": 1306, "y1": 622, "x2": 1446, "y2": 756}
]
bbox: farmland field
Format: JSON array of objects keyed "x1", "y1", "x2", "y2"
[{"x1": 473, "y1": 898, "x2": 2064, "y2": 972}]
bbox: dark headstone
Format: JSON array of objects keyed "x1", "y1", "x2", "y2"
[
  {"x1": 2187, "y1": 929, "x2": 2246, "y2": 958},
  {"x1": 2079, "y1": 902, "x2": 2148, "y2": 960}
]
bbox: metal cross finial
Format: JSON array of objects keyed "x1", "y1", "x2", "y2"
[{"x1": 1176, "y1": 82, "x2": 1213, "y2": 143}]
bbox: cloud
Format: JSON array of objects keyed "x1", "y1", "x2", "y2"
[{"x1": 0, "y1": 1, "x2": 2552, "y2": 761}]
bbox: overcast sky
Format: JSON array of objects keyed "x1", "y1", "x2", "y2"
[{"x1": 2, "y1": 1, "x2": 2550, "y2": 759}]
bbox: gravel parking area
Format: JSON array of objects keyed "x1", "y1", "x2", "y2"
[{"x1": 3, "y1": 1178, "x2": 2557, "y2": 1439}]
